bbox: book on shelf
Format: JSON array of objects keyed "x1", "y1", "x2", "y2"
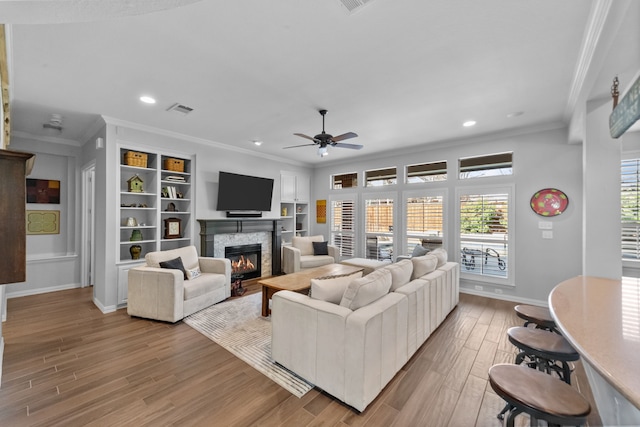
[
  {"x1": 165, "y1": 175, "x2": 186, "y2": 182},
  {"x1": 162, "y1": 186, "x2": 178, "y2": 198}
]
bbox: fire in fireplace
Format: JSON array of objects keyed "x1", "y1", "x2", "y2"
[{"x1": 225, "y1": 243, "x2": 261, "y2": 280}]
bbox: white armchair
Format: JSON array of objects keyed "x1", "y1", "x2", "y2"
[
  {"x1": 282, "y1": 235, "x2": 340, "y2": 274},
  {"x1": 127, "y1": 245, "x2": 231, "y2": 322}
]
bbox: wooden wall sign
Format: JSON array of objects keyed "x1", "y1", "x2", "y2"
[
  {"x1": 610, "y1": 73, "x2": 640, "y2": 138},
  {"x1": 316, "y1": 199, "x2": 326, "y2": 224}
]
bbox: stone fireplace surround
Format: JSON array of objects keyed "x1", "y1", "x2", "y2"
[{"x1": 198, "y1": 219, "x2": 283, "y2": 277}]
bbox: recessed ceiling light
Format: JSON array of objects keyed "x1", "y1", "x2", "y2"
[
  {"x1": 463, "y1": 120, "x2": 477, "y2": 127},
  {"x1": 253, "y1": 140, "x2": 263, "y2": 146},
  {"x1": 507, "y1": 111, "x2": 524, "y2": 118},
  {"x1": 139, "y1": 96, "x2": 156, "y2": 104}
]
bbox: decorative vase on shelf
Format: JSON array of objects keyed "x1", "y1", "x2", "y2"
[
  {"x1": 129, "y1": 245, "x2": 142, "y2": 260},
  {"x1": 281, "y1": 207, "x2": 287, "y2": 216},
  {"x1": 130, "y1": 229, "x2": 143, "y2": 241}
]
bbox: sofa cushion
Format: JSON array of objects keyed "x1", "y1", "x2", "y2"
[
  {"x1": 300, "y1": 254, "x2": 335, "y2": 269},
  {"x1": 312, "y1": 241, "x2": 329, "y2": 256},
  {"x1": 411, "y1": 244, "x2": 430, "y2": 257},
  {"x1": 186, "y1": 266, "x2": 201, "y2": 280},
  {"x1": 183, "y1": 272, "x2": 227, "y2": 300},
  {"x1": 430, "y1": 248, "x2": 448, "y2": 268},
  {"x1": 411, "y1": 254, "x2": 438, "y2": 280},
  {"x1": 146, "y1": 245, "x2": 199, "y2": 271},
  {"x1": 386, "y1": 259, "x2": 414, "y2": 291},
  {"x1": 310, "y1": 270, "x2": 363, "y2": 304},
  {"x1": 159, "y1": 257, "x2": 187, "y2": 279},
  {"x1": 340, "y1": 268, "x2": 392, "y2": 310},
  {"x1": 292, "y1": 235, "x2": 324, "y2": 256}
]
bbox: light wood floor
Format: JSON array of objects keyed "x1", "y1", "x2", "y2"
[{"x1": 0, "y1": 287, "x2": 601, "y2": 426}]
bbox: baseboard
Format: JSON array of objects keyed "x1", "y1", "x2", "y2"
[
  {"x1": 6, "y1": 283, "x2": 82, "y2": 299},
  {"x1": 459, "y1": 288, "x2": 547, "y2": 307},
  {"x1": 92, "y1": 297, "x2": 117, "y2": 314}
]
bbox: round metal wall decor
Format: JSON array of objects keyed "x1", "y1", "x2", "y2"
[{"x1": 530, "y1": 188, "x2": 569, "y2": 217}]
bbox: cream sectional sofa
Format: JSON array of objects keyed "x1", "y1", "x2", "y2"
[{"x1": 271, "y1": 248, "x2": 459, "y2": 412}]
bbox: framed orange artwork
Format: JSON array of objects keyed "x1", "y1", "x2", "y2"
[{"x1": 316, "y1": 199, "x2": 326, "y2": 223}]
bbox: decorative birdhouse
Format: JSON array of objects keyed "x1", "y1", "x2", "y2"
[{"x1": 127, "y1": 174, "x2": 144, "y2": 193}]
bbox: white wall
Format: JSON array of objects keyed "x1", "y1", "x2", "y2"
[
  {"x1": 5, "y1": 136, "x2": 82, "y2": 298},
  {"x1": 311, "y1": 126, "x2": 583, "y2": 304}
]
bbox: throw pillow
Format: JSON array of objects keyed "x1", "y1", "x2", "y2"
[
  {"x1": 312, "y1": 241, "x2": 329, "y2": 256},
  {"x1": 310, "y1": 270, "x2": 363, "y2": 304},
  {"x1": 411, "y1": 244, "x2": 430, "y2": 258},
  {"x1": 186, "y1": 266, "x2": 201, "y2": 280},
  {"x1": 340, "y1": 268, "x2": 392, "y2": 311},
  {"x1": 386, "y1": 259, "x2": 414, "y2": 291},
  {"x1": 430, "y1": 247, "x2": 448, "y2": 268},
  {"x1": 411, "y1": 254, "x2": 438, "y2": 280},
  {"x1": 159, "y1": 256, "x2": 188, "y2": 280}
]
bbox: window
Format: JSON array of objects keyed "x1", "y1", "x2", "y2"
[
  {"x1": 364, "y1": 197, "x2": 394, "y2": 260},
  {"x1": 622, "y1": 159, "x2": 640, "y2": 260},
  {"x1": 407, "y1": 161, "x2": 447, "y2": 183},
  {"x1": 365, "y1": 167, "x2": 397, "y2": 187},
  {"x1": 459, "y1": 190, "x2": 510, "y2": 279},
  {"x1": 459, "y1": 152, "x2": 513, "y2": 179},
  {"x1": 330, "y1": 197, "x2": 356, "y2": 257},
  {"x1": 405, "y1": 193, "x2": 443, "y2": 255},
  {"x1": 332, "y1": 172, "x2": 358, "y2": 189}
]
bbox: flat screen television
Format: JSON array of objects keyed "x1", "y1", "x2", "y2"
[{"x1": 216, "y1": 171, "x2": 274, "y2": 213}]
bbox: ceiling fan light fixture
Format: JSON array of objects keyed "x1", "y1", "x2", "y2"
[{"x1": 318, "y1": 146, "x2": 329, "y2": 157}]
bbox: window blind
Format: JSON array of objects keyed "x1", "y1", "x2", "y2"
[
  {"x1": 405, "y1": 196, "x2": 443, "y2": 254},
  {"x1": 331, "y1": 199, "x2": 355, "y2": 257},
  {"x1": 459, "y1": 192, "x2": 509, "y2": 278},
  {"x1": 622, "y1": 159, "x2": 640, "y2": 259}
]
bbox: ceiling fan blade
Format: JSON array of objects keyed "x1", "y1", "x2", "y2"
[
  {"x1": 283, "y1": 143, "x2": 317, "y2": 149},
  {"x1": 331, "y1": 132, "x2": 358, "y2": 142},
  {"x1": 294, "y1": 133, "x2": 319, "y2": 143},
  {"x1": 333, "y1": 142, "x2": 363, "y2": 150}
]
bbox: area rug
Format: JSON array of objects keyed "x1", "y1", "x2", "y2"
[{"x1": 183, "y1": 292, "x2": 314, "y2": 398}]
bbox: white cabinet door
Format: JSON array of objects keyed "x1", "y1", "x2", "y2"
[
  {"x1": 295, "y1": 175, "x2": 310, "y2": 202},
  {"x1": 281, "y1": 174, "x2": 296, "y2": 202}
]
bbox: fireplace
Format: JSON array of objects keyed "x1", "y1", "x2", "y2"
[{"x1": 225, "y1": 243, "x2": 262, "y2": 280}]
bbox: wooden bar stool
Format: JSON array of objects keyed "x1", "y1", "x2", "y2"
[
  {"x1": 489, "y1": 364, "x2": 591, "y2": 427},
  {"x1": 508, "y1": 326, "x2": 579, "y2": 383},
  {"x1": 497, "y1": 326, "x2": 581, "y2": 420},
  {"x1": 514, "y1": 304, "x2": 559, "y2": 333}
]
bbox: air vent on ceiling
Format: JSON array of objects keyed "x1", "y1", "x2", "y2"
[
  {"x1": 338, "y1": 0, "x2": 376, "y2": 14},
  {"x1": 166, "y1": 103, "x2": 194, "y2": 115}
]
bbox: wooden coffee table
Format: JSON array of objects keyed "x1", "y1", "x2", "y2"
[{"x1": 259, "y1": 263, "x2": 363, "y2": 317}]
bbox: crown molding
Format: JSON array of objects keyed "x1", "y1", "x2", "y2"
[
  {"x1": 564, "y1": 0, "x2": 613, "y2": 121},
  {"x1": 101, "y1": 116, "x2": 312, "y2": 168},
  {"x1": 11, "y1": 130, "x2": 82, "y2": 147}
]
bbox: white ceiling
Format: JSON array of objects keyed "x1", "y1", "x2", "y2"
[{"x1": 3, "y1": 0, "x2": 639, "y2": 166}]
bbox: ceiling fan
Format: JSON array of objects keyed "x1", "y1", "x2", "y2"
[{"x1": 284, "y1": 110, "x2": 362, "y2": 156}]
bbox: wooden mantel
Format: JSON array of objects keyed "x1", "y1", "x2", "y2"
[{"x1": 198, "y1": 218, "x2": 283, "y2": 275}]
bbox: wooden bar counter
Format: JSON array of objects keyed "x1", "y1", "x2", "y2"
[{"x1": 549, "y1": 276, "x2": 640, "y2": 426}]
